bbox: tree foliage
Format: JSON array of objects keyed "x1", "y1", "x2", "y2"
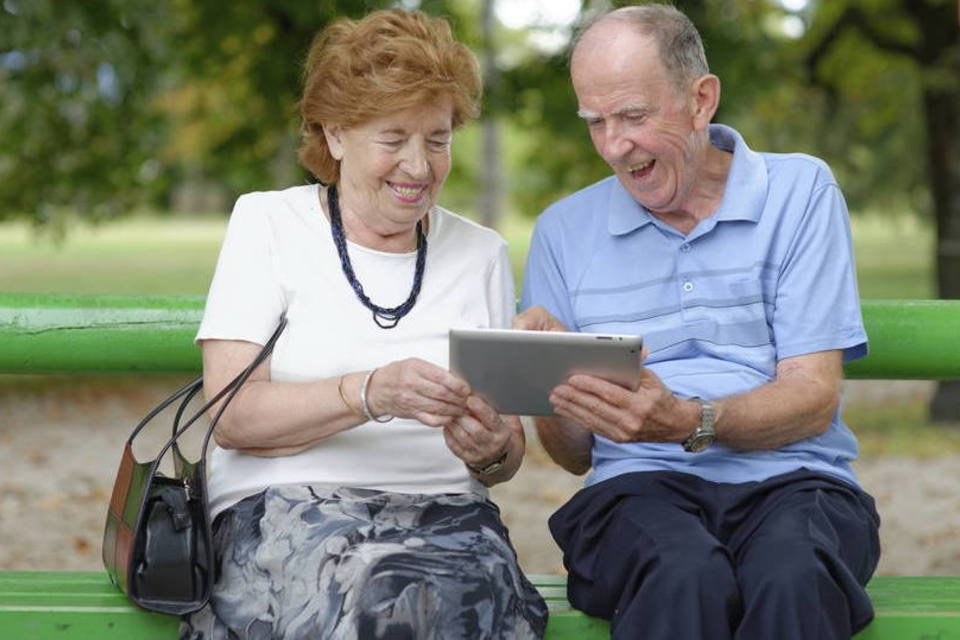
[
  {"x1": 0, "y1": 0, "x2": 407, "y2": 226},
  {"x1": 0, "y1": 0, "x2": 173, "y2": 227},
  {"x1": 0, "y1": 0, "x2": 956, "y2": 245}
]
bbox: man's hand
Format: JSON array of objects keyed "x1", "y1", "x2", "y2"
[
  {"x1": 513, "y1": 306, "x2": 569, "y2": 333},
  {"x1": 549, "y1": 367, "x2": 700, "y2": 444}
]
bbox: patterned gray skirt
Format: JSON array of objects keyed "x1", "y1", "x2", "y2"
[{"x1": 180, "y1": 485, "x2": 548, "y2": 639}]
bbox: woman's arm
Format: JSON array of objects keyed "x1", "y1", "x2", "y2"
[
  {"x1": 202, "y1": 339, "x2": 368, "y2": 454},
  {"x1": 202, "y1": 339, "x2": 472, "y2": 455}
]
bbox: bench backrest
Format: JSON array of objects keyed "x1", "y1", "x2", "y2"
[{"x1": 1, "y1": 293, "x2": 958, "y2": 379}]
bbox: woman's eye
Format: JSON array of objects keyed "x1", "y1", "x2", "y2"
[
  {"x1": 380, "y1": 139, "x2": 404, "y2": 148},
  {"x1": 429, "y1": 139, "x2": 451, "y2": 150}
]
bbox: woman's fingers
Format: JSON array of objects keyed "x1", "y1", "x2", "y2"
[
  {"x1": 369, "y1": 358, "x2": 469, "y2": 421},
  {"x1": 443, "y1": 398, "x2": 511, "y2": 464}
]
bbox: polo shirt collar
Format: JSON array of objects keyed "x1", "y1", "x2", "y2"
[{"x1": 607, "y1": 124, "x2": 768, "y2": 236}]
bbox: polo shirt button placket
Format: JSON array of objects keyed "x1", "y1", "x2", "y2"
[{"x1": 682, "y1": 281, "x2": 694, "y2": 293}]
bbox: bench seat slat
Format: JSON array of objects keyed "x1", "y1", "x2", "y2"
[{"x1": 1, "y1": 572, "x2": 958, "y2": 638}]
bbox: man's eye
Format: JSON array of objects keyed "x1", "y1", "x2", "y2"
[
  {"x1": 624, "y1": 113, "x2": 646, "y2": 123},
  {"x1": 586, "y1": 119, "x2": 603, "y2": 128}
]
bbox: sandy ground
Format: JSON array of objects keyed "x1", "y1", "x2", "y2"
[{"x1": 2, "y1": 376, "x2": 959, "y2": 577}]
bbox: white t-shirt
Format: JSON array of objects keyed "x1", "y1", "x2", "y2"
[{"x1": 197, "y1": 184, "x2": 515, "y2": 516}]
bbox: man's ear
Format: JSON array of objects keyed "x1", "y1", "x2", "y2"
[
  {"x1": 689, "y1": 74, "x2": 720, "y2": 131},
  {"x1": 322, "y1": 124, "x2": 344, "y2": 161}
]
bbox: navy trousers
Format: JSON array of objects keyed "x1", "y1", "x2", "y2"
[{"x1": 550, "y1": 469, "x2": 881, "y2": 640}]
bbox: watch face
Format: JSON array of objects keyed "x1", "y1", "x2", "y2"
[
  {"x1": 686, "y1": 434, "x2": 714, "y2": 453},
  {"x1": 479, "y1": 460, "x2": 504, "y2": 474}
]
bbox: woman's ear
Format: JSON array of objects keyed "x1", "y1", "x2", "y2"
[
  {"x1": 689, "y1": 74, "x2": 720, "y2": 131},
  {"x1": 322, "y1": 124, "x2": 344, "y2": 161}
]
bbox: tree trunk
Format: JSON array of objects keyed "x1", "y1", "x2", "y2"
[
  {"x1": 923, "y1": 84, "x2": 960, "y2": 422},
  {"x1": 923, "y1": 12, "x2": 960, "y2": 424},
  {"x1": 478, "y1": 0, "x2": 501, "y2": 231}
]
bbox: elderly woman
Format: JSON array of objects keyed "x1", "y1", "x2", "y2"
[{"x1": 181, "y1": 9, "x2": 548, "y2": 640}]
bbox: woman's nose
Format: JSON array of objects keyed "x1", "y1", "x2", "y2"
[{"x1": 400, "y1": 141, "x2": 430, "y2": 179}]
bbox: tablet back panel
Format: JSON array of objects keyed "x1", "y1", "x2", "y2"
[{"x1": 449, "y1": 328, "x2": 643, "y2": 416}]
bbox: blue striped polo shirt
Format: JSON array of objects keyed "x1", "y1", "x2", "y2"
[{"x1": 521, "y1": 124, "x2": 868, "y2": 488}]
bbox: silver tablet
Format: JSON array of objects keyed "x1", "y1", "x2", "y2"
[{"x1": 449, "y1": 328, "x2": 643, "y2": 416}]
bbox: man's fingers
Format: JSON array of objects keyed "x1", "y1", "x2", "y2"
[
  {"x1": 551, "y1": 384, "x2": 629, "y2": 441},
  {"x1": 512, "y1": 306, "x2": 568, "y2": 332}
]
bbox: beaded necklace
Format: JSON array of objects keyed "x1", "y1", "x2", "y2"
[{"x1": 327, "y1": 184, "x2": 427, "y2": 329}]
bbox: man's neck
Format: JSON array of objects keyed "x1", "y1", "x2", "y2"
[{"x1": 649, "y1": 144, "x2": 733, "y2": 236}]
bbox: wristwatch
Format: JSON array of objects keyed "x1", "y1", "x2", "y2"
[
  {"x1": 467, "y1": 450, "x2": 508, "y2": 476},
  {"x1": 682, "y1": 397, "x2": 716, "y2": 453}
]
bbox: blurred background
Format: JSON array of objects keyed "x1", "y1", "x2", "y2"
[{"x1": 1, "y1": 0, "x2": 958, "y2": 575}]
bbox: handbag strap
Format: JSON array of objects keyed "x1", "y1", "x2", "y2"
[
  {"x1": 199, "y1": 316, "x2": 288, "y2": 460},
  {"x1": 127, "y1": 376, "x2": 203, "y2": 445},
  {"x1": 141, "y1": 316, "x2": 288, "y2": 467},
  {"x1": 172, "y1": 382, "x2": 205, "y2": 440}
]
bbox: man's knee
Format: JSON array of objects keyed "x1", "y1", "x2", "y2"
[
  {"x1": 741, "y1": 542, "x2": 825, "y2": 599},
  {"x1": 644, "y1": 544, "x2": 739, "y2": 601},
  {"x1": 575, "y1": 536, "x2": 739, "y2": 620}
]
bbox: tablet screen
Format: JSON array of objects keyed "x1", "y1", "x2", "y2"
[{"x1": 449, "y1": 328, "x2": 643, "y2": 416}]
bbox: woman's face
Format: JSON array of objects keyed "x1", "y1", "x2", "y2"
[{"x1": 324, "y1": 99, "x2": 453, "y2": 237}]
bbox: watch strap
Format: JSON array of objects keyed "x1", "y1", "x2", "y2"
[
  {"x1": 467, "y1": 450, "x2": 508, "y2": 476},
  {"x1": 683, "y1": 396, "x2": 716, "y2": 453}
]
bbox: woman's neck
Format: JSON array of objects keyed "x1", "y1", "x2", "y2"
[{"x1": 321, "y1": 185, "x2": 424, "y2": 253}]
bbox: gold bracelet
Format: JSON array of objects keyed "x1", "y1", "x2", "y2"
[{"x1": 337, "y1": 374, "x2": 362, "y2": 416}]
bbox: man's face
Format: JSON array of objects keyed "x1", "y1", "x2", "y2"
[{"x1": 571, "y1": 26, "x2": 702, "y2": 215}]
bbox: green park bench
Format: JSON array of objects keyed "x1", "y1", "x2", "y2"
[{"x1": 1, "y1": 292, "x2": 959, "y2": 638}]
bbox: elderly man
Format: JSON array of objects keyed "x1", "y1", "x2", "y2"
[{"x1": 516, "y1": 4, "x2": 880, "y2": 639}]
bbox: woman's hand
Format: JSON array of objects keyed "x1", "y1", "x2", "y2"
[
  {"x1": 443, "y1": 396, "x2": 523, "y2": 483},
  {"x1": 365, "y1": 358, "x2": 470, "y2": 426}
]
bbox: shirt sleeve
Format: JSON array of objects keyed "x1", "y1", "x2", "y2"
[
  {"x1": 486, "y1": 242, "x2": 517, "y2": 329},
  {"x1": 520, "y1": 215, "x2": 579, "y2": 331},
  {"x1": 196, "y1": 193, "x2": 286, "y2": 346},
  {"x1": 773, "y1": 182, "x2": 867, "y2": 363}
]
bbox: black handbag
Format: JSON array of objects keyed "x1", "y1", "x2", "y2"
[{"x1": 102, "y1": 317, "x2": 287, "y2": 614}]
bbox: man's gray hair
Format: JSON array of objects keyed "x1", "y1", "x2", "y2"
[{"x1": 574, "y1": 4, "x2": 709, "y2": 90}]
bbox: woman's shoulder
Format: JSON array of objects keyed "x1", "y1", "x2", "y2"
[
  {"x1": 227, "y1": 185, "x2": 320, "y2": 232},
  {"x1": 232, "y1": 184, "x2": 318, "y2": 213},
  {"x1": 432, "y1": 205, "x2": 507, "y2": 251}
]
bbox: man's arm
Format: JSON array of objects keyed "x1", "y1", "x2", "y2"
[
  {"x1": 550, "y1": 349, "x2": 843, "y2": 451},
  {"x1": 712, "y1": 350, "x2": 842, "y2": 450},
  {"x1": 533, "y1": 416, "x2": 594, "y2": 475}
]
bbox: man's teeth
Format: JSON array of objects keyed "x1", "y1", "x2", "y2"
[{"x1": 628, "y1": 160, "x2": 654, "y2": 172}]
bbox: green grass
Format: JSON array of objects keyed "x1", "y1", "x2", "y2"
[
  {"x1": 846, "y1": 397, "x2": 960, "y2": 457},
  {"x1": 0, "y1": 208, "x2": 934, "y2": 298},
  {"x1": 0, "y1": 216, "x2": 225, "y2": 295},
  {"x1": 851, "y1": 213, "x2": 935, "y2": 299}
]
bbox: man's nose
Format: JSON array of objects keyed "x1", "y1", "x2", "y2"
[{"x1": 601, "y1": 120, "x2": 633, "y2": 160}]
